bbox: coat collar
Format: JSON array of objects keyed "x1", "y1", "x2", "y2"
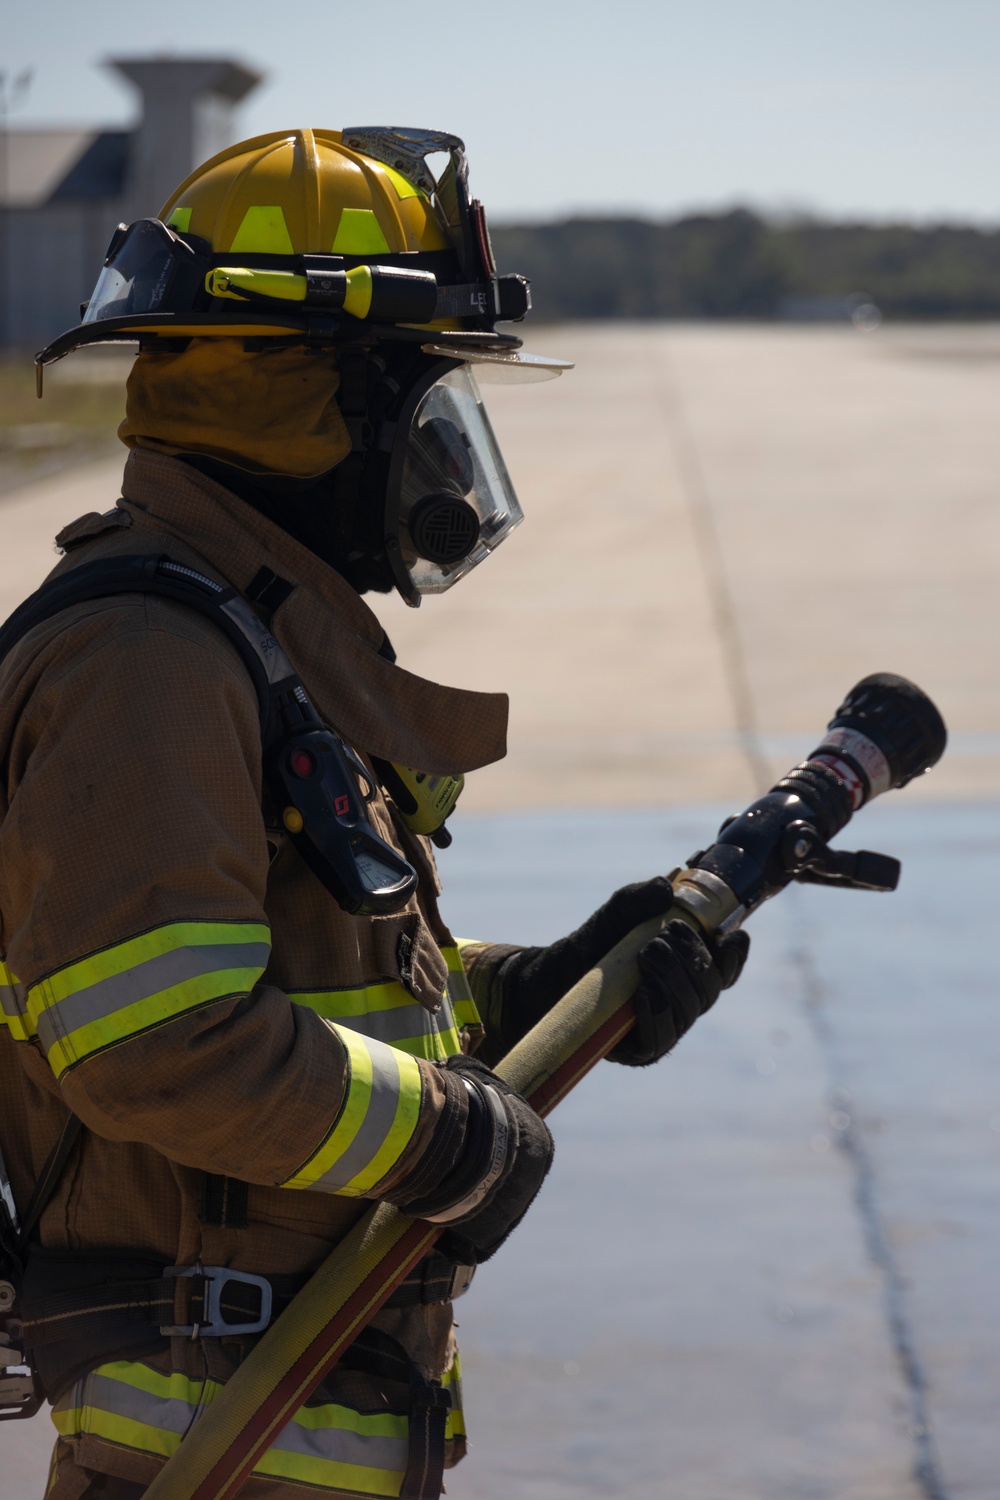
[{"x1": 118, "y1": 449, "x2": 508, "y2": 774}]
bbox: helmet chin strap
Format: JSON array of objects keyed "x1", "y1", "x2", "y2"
[{"x1": 328, "y1": 348, "x2": 376, "y2": 568}]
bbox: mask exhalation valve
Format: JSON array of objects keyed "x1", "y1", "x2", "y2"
[{"x1": 409, "y1": 495, "x2": 481, "y2": 564}]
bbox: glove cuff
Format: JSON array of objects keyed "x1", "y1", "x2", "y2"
[
  {"x1": 391, "y1": 1061, "x2": 516, "y2": 1223},
  {"x1": 410, "y1": 1080, "x2": 512, "y2": 1223}
]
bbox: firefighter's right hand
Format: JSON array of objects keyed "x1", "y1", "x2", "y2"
[
  {"x1": 607, "y1": 918, "x2": 750, "y2": 1067},
  {"x1": 388, "y1": 1054, "x2": 553, "y2": 1264}
]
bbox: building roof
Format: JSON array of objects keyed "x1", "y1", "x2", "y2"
[
  {"x1": 109, "y1": 57, "x2": 262, "y2": 103},
  {"x1": 2, "y1": 57, "x2": 263, "y2": 210},
  {"x1": 50, "y1": 132, "x2": 131, "y2": 202},
  {"x1": 0, "y1": 130, "x2": 100, "y2": 207}
]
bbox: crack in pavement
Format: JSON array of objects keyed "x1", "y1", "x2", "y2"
[
  {"x1": 649, "y1": 333, "x2": 772, "y2": 798},
  {"x1": 791, "y1": 918, "x2": 951, "y2": 1500},
  {"x1": 650, "y1": 328, "x2": 950, "y2": 1495}
]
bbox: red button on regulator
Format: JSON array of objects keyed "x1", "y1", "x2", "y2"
[{"x1": 289, "y1": 747, "x2": 317, "y2": 778}]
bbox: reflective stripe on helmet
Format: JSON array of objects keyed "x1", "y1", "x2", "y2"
[
  {"x1": 333, "y1": 207, "x2": 391, "y2": 255},
  {"x1": 281, "y1": 1026, "x2": 423, "y2": 1196},
  {"x1": 3, "y1": 922, "x2": 270, "y2": 1078},
  {"x1": 52, "y1": 1359, "x2": 411, "y2": 1494},
  {"x1": 229, "y1": 204, "x2": 295, "y2": 254}
]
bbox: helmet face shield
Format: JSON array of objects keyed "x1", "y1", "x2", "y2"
[
  {"x1": 387, "y1": 363, "x2": 522, "y2": 602},
  {"x1": 83, "y1": 219, "x2": 202, "y2": 324}
]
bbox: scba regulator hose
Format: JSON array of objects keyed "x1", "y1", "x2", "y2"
[{"x1": 143, "y1": 672, "x2": 946, "y2": 1500}]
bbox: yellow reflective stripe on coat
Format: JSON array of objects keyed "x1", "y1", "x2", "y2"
[
  {"x1": 4, "y1": 922, "x2": 271, "y2": 1078},
  {"x1": 282, "y1": 1026, "x2": 422, "y2": 1195},
  {"x1": 441, "y1": 943, "x2": 483, "y2": 1033},
  {"x1": 442, "y1": 1351, "x2": 466, "y2": 1441},
  {"x1": 0, "y1": 959, "x2": 30, "y2": 1043},
  {"x1": 289, "y1": 979, "x2": 461, "y2": 1060},
  {"x1": 53, "y1": 1360, "x2": 411, "y2": 1496}
]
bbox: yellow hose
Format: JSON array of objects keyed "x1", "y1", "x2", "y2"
[{"x1": 142, "y1": 911, "x2": 683, "y2": 1500}]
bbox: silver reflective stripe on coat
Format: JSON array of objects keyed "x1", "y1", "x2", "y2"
[
  {"x1": 33, "y1": 941, "x2": 271, "y2": 1059},
  {"x1": 323, "y1": 994, "x2": 454, "y2": 1048},
  {"x1": 270, "y1": 1410, "x2": 408, "y2": 1474},
  {"x1": 308, "y1": 1038, "x2": 413, "y2": 1193},
  {"x1": 0, "y1": 969, "x2": 27, "y2": 1041},
  {"x1": 55, "y1": 1364, "x2": 410, "y2": 1489}
]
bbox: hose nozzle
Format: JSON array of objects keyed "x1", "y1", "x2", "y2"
[{"x1": 808, "y1": 673, "x2": 947, "y2": 809}]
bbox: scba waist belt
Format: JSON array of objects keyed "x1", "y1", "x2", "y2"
[
  {"x1": 19, "y1": 1261, "x2": 284, "y2": 1350},
  {"x1": 21, "y1": 1249, "x2": 460, "y2": 1500},
  {"x1": 18, "y1": 1249, "x2": 473, "y2": 1355}
]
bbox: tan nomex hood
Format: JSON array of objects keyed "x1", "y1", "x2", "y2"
[{"x1": 111, "y1": 447, "x2": 509, "y2": 775}]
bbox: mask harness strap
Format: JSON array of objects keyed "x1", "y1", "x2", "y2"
[{"x1": 330, "y1": 348, "x2": 374, "y2": 561}]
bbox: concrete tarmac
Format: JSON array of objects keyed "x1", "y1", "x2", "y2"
[
  {"x1": 4, "y1": 324, "x2": 999, "y2": 807},
  {"x1": 434, "y1": 802, "x2": 999, "y2": 1500},
  {"x1": 1, "y1": 325, "x2": 998, "y2": 1497},
  {"x1": 379, "y1": 322, "x2": 1000, "y2": 809}
]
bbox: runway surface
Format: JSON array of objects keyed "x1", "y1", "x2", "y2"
[
  {"x1": 2, "y1": 324, "x2": 998, "y2": 1496},
  {"x1": 435, "y1": 801, "x2": 999, "y2": 1500}
]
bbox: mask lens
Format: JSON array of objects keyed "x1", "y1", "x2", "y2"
[
  {"x1": 395, "y1": 365, "x2": 522, "y2": 595},
  {"x1": 83, "y1": 219, "x2": 192, "y2": 324},
  {"x1": 414, "y1": 417, "x2": 476, "y2": 494}
]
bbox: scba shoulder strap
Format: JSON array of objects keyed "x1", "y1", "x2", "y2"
[
  {"x1": 0, "y1": 559, "x2": 460, "y2": 1438},
  {"x1": 0, "y1": 553, "x2": 417, "y2": 1411},
  {"x1": 0, "y1": 553, "x2": 418, "y2": 918}
]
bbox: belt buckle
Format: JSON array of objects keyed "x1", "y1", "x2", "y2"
[{"x1": 161, "y1": 1263, "x2": 273, "y2": 1340}]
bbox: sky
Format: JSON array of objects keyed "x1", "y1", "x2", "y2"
[{"x1": 3, "y1": 0, "x2": 1000, "y2": 225}]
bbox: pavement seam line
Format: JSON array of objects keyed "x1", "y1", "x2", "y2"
[
  {"x1": 647, "y1": 333, "x2": 772, "y2": 796},
  {"x1": 790, "y1": 911, "x2": 951, "y2": 1500}
]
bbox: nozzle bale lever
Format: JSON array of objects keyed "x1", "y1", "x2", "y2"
[{"x1": 141, "y1": 671, "x2": 947, "y2": 1500}]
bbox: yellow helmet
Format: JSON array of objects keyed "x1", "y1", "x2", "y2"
[
  {"x1": 162, "y1": 127, "x2": 453, "y2": 260},
  {"x1": 36, "y1": 126, "x2": 574, "y2": 609},
  {"x1": 36, "y1": 126, "x2": 535, "y2": 368}
]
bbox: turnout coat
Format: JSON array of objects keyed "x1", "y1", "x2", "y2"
[{"x1": 0, "y1": 449, "x2": 509, "y2": 1498}]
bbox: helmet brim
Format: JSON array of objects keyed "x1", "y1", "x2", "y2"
[
  {"x1": 420, "y1": 344, "x2": 574, "y2": 383},
  {"x1": 36, "y1": 315, "x2": 526, "y2": 370}
]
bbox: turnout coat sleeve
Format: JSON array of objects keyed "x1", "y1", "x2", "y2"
[{"x1": 0, "y1": 592, "x2": 442, "y2": 1197}]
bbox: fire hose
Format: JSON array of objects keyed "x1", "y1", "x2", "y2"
[{"x1": 142, "y1": 672, "x2": 946, "y2": 1500}]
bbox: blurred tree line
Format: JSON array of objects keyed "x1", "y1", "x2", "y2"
[{"x1": 490, "y1": 211, "x2": 1000, "y2": 320}]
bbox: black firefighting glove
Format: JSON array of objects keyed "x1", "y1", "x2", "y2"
[
  {"x1": 607, "y1": 918, "x2": 749, "y2": 1066},
  {"x1": 464, "y1": 876, "x2": 750, "y2": 1068},
  {"x1": 389, "y1": 1055, "x2": 553, "y2": 1265}
]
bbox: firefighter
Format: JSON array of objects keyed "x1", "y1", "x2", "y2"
[{"x1": 0, "y1": 128, "x2": 748, "y2": 1498}]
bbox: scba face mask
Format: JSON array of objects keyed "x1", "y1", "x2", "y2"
[{"x1": 384, "y1": 360, "x2": 522, "y2": 604}]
